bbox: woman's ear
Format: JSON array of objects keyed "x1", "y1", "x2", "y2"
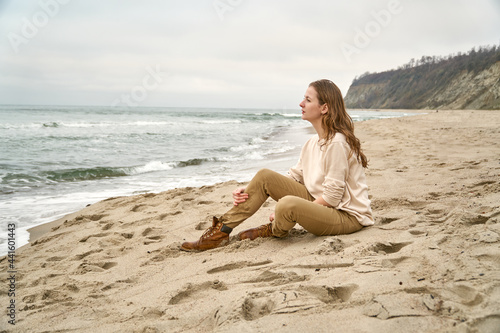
[{"x1": 321, "y1": 104, "x2": 329, "y2": 115}]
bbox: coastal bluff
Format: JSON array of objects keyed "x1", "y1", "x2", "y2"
[{"x1": 344, "y1": 46, "x2": 500, "y2": 110}]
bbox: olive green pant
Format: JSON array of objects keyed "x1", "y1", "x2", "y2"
[{"x1": 220, "y1": 168, "x2": 362, "y2": 237}]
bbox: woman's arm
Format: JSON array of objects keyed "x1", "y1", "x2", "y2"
[
  {"x1": 288, "y1": 143, "x2": 306, "y2": 184},
  {"x1": 321, "y1": 142, "x2": 350, "y2": 207},
  {"x1": 288, "y1": 158, "x2": 304, "y2": 184}
]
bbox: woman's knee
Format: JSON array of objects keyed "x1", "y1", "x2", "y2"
[
  {"x1": 253, "y1": 168, "x2": 282, "y2": 187},
  {"x1": 274, "y1": 196, "x2": 302, "y2": 233},
  {"x1": 254, "y1": 168, "x2": 275, "y2": 180},
  {"x1": 275, "y1": 195, "x2": 302, "y2": 217}
]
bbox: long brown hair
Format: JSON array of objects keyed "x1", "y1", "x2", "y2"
[{"x1": 309, "y1": 79, "x2": 368, "y2": 168}]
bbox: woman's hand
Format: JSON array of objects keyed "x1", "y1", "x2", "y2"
[
  {"x1": 314, "y1": 196, "x2": 333, "y2": 207},
  {"x1": 269, "y1": 212, "x2": 275, "y2": 222},
  {"x1": 232, "y1": 187, "x2": 248, "y2": 206}
]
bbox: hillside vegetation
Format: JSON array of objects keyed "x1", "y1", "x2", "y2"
[{"x1": 344, "y1": 45, "x2": 500, "y2": 110}]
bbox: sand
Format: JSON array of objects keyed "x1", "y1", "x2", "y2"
[{"x1": 1, "y1": 110, "x2": 499, "y2": 333}]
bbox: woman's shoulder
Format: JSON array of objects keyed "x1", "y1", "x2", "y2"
[
  {"x1": 331, "y1": 132, "x2": 347, "y2": 143},
  {"x1": 319, "y1": 133, "x2": 347, "y2": 148},
  {"x1": 323, "y1": 133, "x2": 350, "y2": 155},
  {"x1": 303, "y1": 134, "x2": 320, "y2": 146},
  {"x1": 304, "y1": 133, "x2": 347, "y2": 148}
]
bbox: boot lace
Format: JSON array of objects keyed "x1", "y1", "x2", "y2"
[
  {"x1": 258, "y1": 223, "x2": 273, "y2": 237},
  {"x1": 201, "y1": 224, "x2": 220, "y2": 239}
]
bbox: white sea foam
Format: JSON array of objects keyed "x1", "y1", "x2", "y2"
[
  {"x1": 129, "y1": 161, "x2": 176, "y2": 175},
  {"x1": 265, "y1": 144, "x2": 295, "y2": 154},
  {"x1": 59, "y1": 121, "x2": 176, "y2": 128},
  {"x1": 245, "y1": 151, "x2": 265, "y2": 160},
  {"x1": 251, "y1": 137, "x2": 266, "y2": 144},
  {"x1": 1, "y1": 120, "x2": 178, "y2": 130},
  {"x1": 230, "y1": 144, "x2": 261, "y2": 152},
  {"x1": 201, "y1": 120, "x2": 242, "y2": 124}
]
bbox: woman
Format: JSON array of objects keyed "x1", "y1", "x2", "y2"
[{"x1": 181, "y1": 79, "x2": 373, "y2": 252}]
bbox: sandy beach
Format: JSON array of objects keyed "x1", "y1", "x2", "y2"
[{"x1": 1, "y1": 110, "x2": 499, "y2": 333}]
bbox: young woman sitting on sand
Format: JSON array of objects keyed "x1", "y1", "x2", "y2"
[{"x1": 181, "y1": 79, "x2": 374, "y2": 251}]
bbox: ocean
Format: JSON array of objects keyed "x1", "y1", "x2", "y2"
[{"x1": 0, "y1": 105, "x2": 413, "y2": 255}]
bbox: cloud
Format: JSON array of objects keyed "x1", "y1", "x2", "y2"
[{"x1": 1, "y1": 0, "x2": 499, "y2": 108}]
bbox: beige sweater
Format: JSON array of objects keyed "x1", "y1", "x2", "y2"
[{"x1": 288, "y1": 133, "x2": 374, "y2": 226}]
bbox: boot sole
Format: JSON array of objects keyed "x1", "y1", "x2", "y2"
[{"x1": 179, "y1": 239, "x2": 229, "y2": 252}]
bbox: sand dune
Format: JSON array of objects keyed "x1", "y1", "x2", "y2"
[{"x1": 1, "y1": 110, "x2": 499, "y2": 333}]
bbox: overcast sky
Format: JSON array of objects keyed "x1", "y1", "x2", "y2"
[{"x1": 1, "y1": 0, "x2": 499, "y2": 109}]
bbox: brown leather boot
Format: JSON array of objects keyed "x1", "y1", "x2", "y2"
[
  {"x1": 238, "y1": 223, "x2": 274, "y2": 241},
  {"x1": 180, "y1": 217, "x2": 231, "y2": 251}
]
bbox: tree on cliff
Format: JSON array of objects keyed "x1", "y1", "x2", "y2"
[{"x1": 345, "y1": 45, "x2": 500, "y2": 110}]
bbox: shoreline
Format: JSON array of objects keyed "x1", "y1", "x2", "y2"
[
  {"x1": 0, "y1": 106, "x2": 313, "y2": 257},
  {"x1": 4, "y1": 109, "x2": 499, "y2": 332},
  {"x1": 18, "y1": 108, "x2": 489, "y2": 248},
  {"x1": 1, "y1": 108, "x2": 424, "y2": 257},
  {"x1": 7, "y1": 120, "x2": 310, "y2": 256},
  {"x1": 23, "y1": 109, "x2": 421, "y2": 249},
  {"x1": 349, "y1": 108, "x2": 430, "y2": 113}
]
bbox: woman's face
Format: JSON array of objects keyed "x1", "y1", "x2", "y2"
[{"x1": 299, "y1": 86, "x2": 325, "y2": 124}]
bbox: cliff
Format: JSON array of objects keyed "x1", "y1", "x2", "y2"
[{"x1": 344, "y1": 46, "x2": 500, "y2": 110}]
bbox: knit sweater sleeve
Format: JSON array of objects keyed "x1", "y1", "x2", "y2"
[
  {"x1": 287, "y1": 157, "x2": 304, "y2": 184},
  {"x1": 321, "y1": 141, "x2": 350, "y2": 207},
  {"x1": 287, "y1": 144, "x2": 305, "y2": 184}
]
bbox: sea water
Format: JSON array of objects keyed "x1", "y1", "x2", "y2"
[{"x1": 0, "y1": 105, "x2": 413, "y2": 255}]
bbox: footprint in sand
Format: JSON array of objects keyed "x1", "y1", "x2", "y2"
[
  {"x1": 143, "y1": 245, "x2": 182, "y2": 264},
  {"x1": 23, "y1": 283, "x2": 80, "y2": 309},
  {"x1": 141, "y1": 227, "x2": 164, "y2": 244},
  {"x1": 218, "y1": 290, "x2": 321, "y2": 323},
  {"x1": 460, "y1": 212, "x2": 490, "y2": 225},
  {"x1": 378, "y1": 217, "x2": 400, "y2": 225},
  {"x1": 72, "y1": 249, "x2": 103, "y2": 260},
  {"x1": 472, "y1": 250, "x2": 500, "y2": 270},
  {"x1": 168, "y1": 280, "x2": 227, "y2": 305},
  {"x1": 380, "y1": 256, "x2": 414, "y2": 268},
  {"x1": 442, "y1": 284, "x2": 483, "y2": 306},
  {"x1": 74, "y1": 261, "x2": 118, "y2": 274},
  {"x1": 422, "y1": 204, "x2": 456, "y2": 224},
  {"x1": 313, "y1": 237, "x2": 345, "y2": 255},
  {"x1": 408, "y1": 229, "x2": 426, "y2": 236},
  {"x1": 366, "y1": 241, "x2": 412, "y2": 255},
  {"x1": 476, "y1": 231, "x2": 500, "y2": 243},
  {"x1": 79, "y1": 232, "x2": 110, "y2": 243},
  {"x1": 467, "y1": 314, "x2": 500, "y2": 333},
  {"x1": 370, "y1": 198, "x2": 427, "y2": 212},
  {"x1": 214, "y1": 283, "x2": 358, "y2": 326},
  {"x1": 63, "y1": 214, "x2": 109, "y2": 228},
  {"x1": 197, "y1": 200, "x2": 214, "y2": 205},
  {"x1": 158, "y1": 210, "x2": 182, "y2": 220},
  {"x1": 101, "y1": 277, "x2": 137, "y2": 292},
  {"x1": 363, "y1": 292, "x2": 432, "y2": 320},
  {"x1": 46, "y1": 256, "x2": 66, "y2": 262},
  {"x1": 242, "y1": 270, "x2": 307, "y2": 286},
  {"x1": 206, "y1": 260, "x2": 273, "y2": 274},
  {"x1": 79, "y1": 232, "x2": 134, "y2": 244},
  {"x1": 135, "y1": 307, "x2": 166, "y2": 320},
  {"x1": 195, "y1": 221, "x2": 209, "y2": 230},
  {"x1": 100, "y1": 222, "x2": 114, "y2": 230},
  {"x1": 299, "y1": 284, "x2": 359, "y2": 303},
  {"x1": 32, "y1": 232, "x2": 68, "y2": 246},
  {"x1": 131, "y1": 204, "x2": 147, "y2": 212}
]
